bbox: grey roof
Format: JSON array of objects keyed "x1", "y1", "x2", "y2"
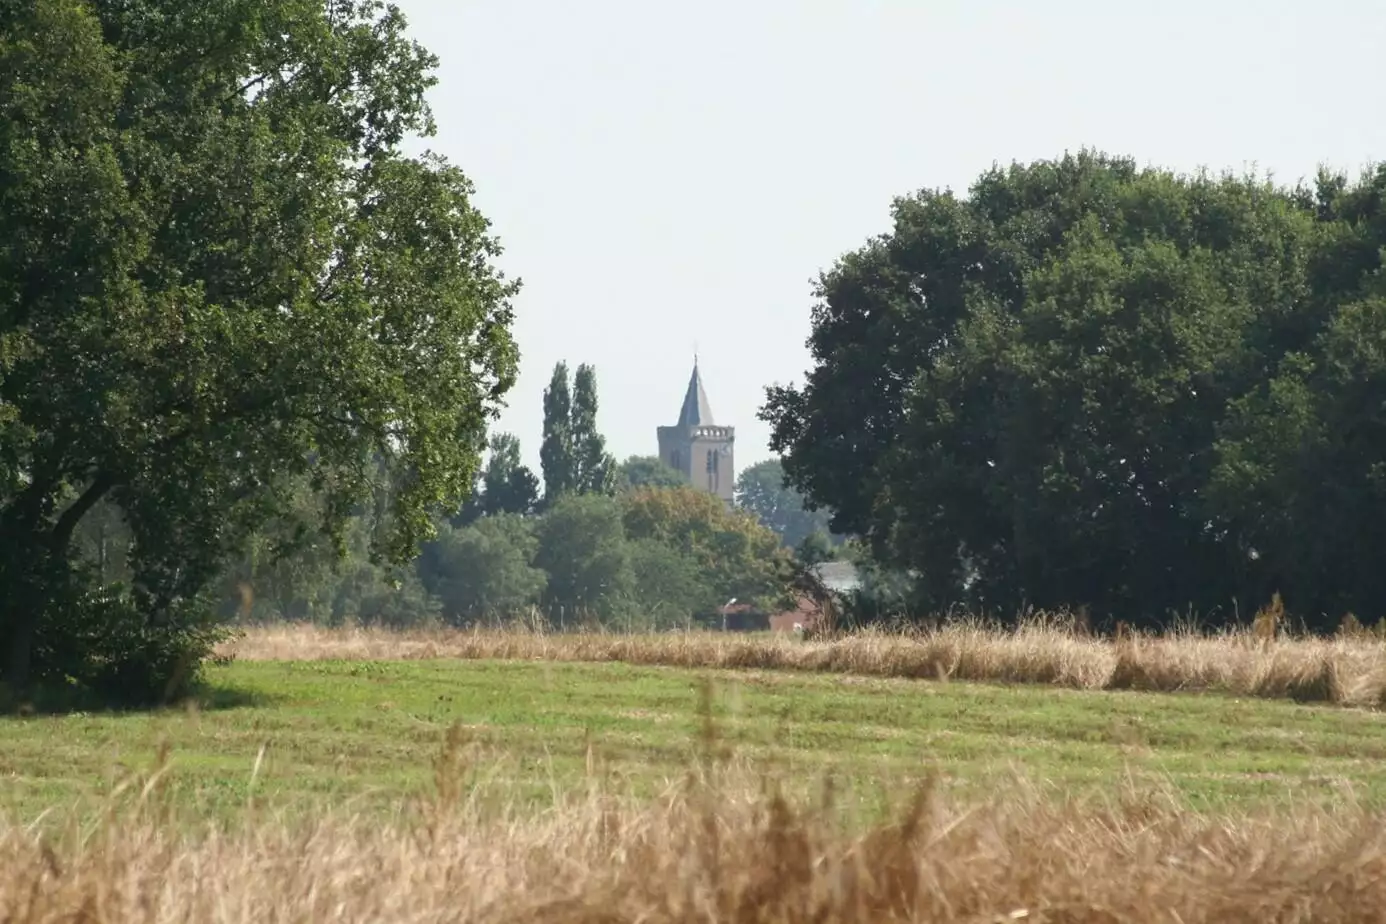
[
  {"x1": 676, "y1": 362, "x2": 715, "y2": 427},
  {"x1": 811, "y1": 561, "x2": 861, "y2": 591}
]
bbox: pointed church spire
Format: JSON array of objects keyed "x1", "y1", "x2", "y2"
[{"x1": 676, "y1": 359, "x2": 714, "y2": 427}]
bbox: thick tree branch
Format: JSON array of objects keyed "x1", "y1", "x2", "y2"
[
  {"x1": 229, "y1": 72, "x2": 268, "y2": 104},
  {"x1": 50, "y1": 471, "x2": 116, "y2": 552}
]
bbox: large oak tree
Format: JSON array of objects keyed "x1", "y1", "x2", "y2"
[
  {"x1": 764, "y1": 151, "x2": 1386, "y2": 630},
  {"x1": 0, "y1": 0, "x2": 519, "y2": 696}
]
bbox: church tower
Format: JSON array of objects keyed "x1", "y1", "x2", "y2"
[{"x1": 657, "y1": 360, "x2": 735, "y2": 505}]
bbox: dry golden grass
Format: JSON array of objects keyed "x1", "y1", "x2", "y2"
[
  {"x1": 219, "y1": 617, "x2": 1386, "y2": 708},
  {"x1": 13, "y1": 624, "x2": 1386, "y2": 921},
  {"x1": 4, "y1": 736, "x2": 1385, "y2": 924}
]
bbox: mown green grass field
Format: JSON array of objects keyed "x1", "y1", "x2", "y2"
[{"x1": 5, "y1": 656, "x2": 1386, "y2": 825}]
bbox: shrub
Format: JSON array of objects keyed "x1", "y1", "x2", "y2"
[{"x1": 21, "y1": 580, "x2": 232, "y2": 710}]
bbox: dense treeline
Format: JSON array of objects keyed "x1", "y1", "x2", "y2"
[
  {"x1": 69, "y1": 361, "x2": 801, "y2": 637},
  {"x1": 74, "y1": 469, "x2": 796, "y2": 634},
  {"x1": 764, "y1": 152, "x2": 1386, "y2": 632},
  {"x1": 12, "y1": 4, "x2": 1382, "y2": 713},
  {"x1": 235, "y1": 478, "x2": 792, "y2": 631},
  {"x1": 1, "y1": 0, "x2": 817, "y2": 707}
]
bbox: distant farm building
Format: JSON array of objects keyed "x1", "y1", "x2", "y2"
[{"x1": 708, "y1": 561, "x2": 861, "y2": 633}]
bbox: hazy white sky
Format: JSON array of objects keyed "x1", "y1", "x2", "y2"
[{"x1": 398, "y1": 0, "x2": 1385, "y2": 478}]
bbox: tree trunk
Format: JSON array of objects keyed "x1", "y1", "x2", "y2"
[
  {"x1": 2, "y1": 473, "x2": 114, "y2": 697},
  {"x1": 5, "y1": 607, "x2": 39, "y2": 698},
  {"x1": 2, "y1": 539, "x2": 47, "y2": 698},
  {"x1": 1, "y1": 493, "x2": 48, "y2": 698}
]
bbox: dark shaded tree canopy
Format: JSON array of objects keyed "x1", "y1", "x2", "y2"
[
  {"x1": 540, "y1": 361, "x2": 615, "y2": 503},
  {"x1": 539, "y1": 361, "x2": 576, "y2": 502},
  {"x1": 763, "y1": 151, "x2": 1386, "y2": 630},
  {"x1": 479, "y1": 433, "x2": 540, "y2": 518},
  {"x1": 571, "y1": 364, "x2": 617, "y2": 496},
  {"x1": 420, "y1": 514, "x2": 546, "y2": 624}
]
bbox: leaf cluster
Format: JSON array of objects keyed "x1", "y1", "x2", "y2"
[{"x1": 764, "y1": 151, "x2": 1386, "y2": 629}]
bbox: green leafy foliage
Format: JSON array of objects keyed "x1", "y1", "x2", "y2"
[
  {"x1": 617, "y1": 455, "x2": 690, "y2": 490},
  {"x1": 734, "y1": 457, "x2": 839, "y2": 549},
  {"x1": 325, "y1": 559, "x2": 440, "y2": 630},
  {"x1": 0, "y1": 0, "x2": 519, "y2": 700},
  {"x1": 540, "y1": 361, "x2": 616, "y2": 502},
  {"x1": 451, "y1": 432, "x2": 539, "y2": 527},
  {"x1": 764, "y1": 151, "x2": 1386, "y2": 630},
  {"x1": 621, "y1": 485, "x2": 793, "y2": 611},
  {"x1": 26, "y1": 581, "x2": 232, "y2": 709},
  {"x1": 794, "y1": 531, "x2": 835, "y2": 567},
  {"x1": 479, "y1": 433, "x2": 540, "y2": 519},
  {"x1": 416, "y1": 485, "x2": 796, "y2": 630},
  {"x1": 534, "y1": 494, "x2": 633, "y2": 622},
  {"x1": 624, "y1": 538, "x2": 719, "y2": 629},
  {"x1": 539, "y1": 362, "x2": 576, "y2": 502},
  {"x1": 420, "y1": 515, "x2": 546, "y2": 624},
  {"x1": 572, "y1": 364, "x2": 617, "y2": 495}
]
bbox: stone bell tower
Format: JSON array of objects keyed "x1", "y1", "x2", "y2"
[{"x1": 656, "y1": 359, "x2": 734, "y2": 505}]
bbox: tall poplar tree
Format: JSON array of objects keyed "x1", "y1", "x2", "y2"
[
  {"x1": 572, "y1": 364, "x2": 617, "y2": 495},
  {"x1": 540, "y1": 362, "x2": 576, "y2": 501}
]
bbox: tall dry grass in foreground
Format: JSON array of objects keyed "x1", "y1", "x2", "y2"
[
  {"x1": 3, "y1": 736, "x2": 1384, "y2": 923},
  {"x1": 221, "y1": 618, "x2": 1386, "y2": 708}
]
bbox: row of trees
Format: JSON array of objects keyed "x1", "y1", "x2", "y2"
[
  {"x1": 765, "y1": 151, "x2": 1386, "y2": 631},
  {"x1": 420, "y1": 487, "x2": 791, "y2": 629},
  {"x1": 193, "y1": 480, "x2": 796, "y2": 633},
  {"x1": 38, "y1": 0, "x2": 1369, "y2": 709},
  {"x1": 396, "y1": 362, "x2": 828, "y2": 630},
  {"x1": 453, "y1": 357, "x2": 842, "y2": 554},
  {"x1": 68, "y1": 356, "x2": 811, "y2": 640},
  {"x1": 0, "y1": 0, "x2": 852, "y2": 709},
  {"x1": 453, "y1": 360, "x2": 640, "y2": 521}
]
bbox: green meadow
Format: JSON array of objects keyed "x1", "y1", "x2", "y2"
[{"x1": 4, "y1": 658, "x2": 1385, "y2": 825}]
